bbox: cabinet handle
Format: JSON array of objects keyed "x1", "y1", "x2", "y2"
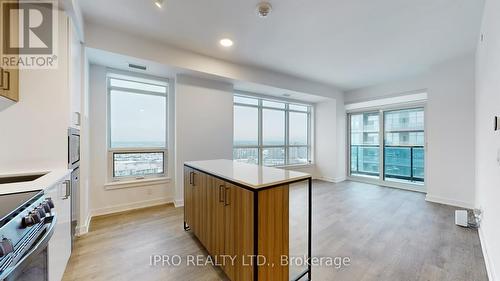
[
  {"x1": 192, "y1": 173, "x2": 196, "y2": 186},
  {"x1": 63, "y1": 180, "x2": 71, "y2": 199},
  {"x1": 189, "y1": 171, "x2": 193, "y2": 185},
  {"x1": 224, "y1": 187, "x2": 230, "y2": 206},
  {"x1": 2, "y1": 71, "x2": 10, "y2": 91},
  {"x1": 219, "y1": 185, "x2": 225, "y2": 203}
]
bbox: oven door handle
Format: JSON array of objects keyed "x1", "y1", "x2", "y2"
[{"x1": 0, "y1": 214, "x2": 57, "y2": 280}]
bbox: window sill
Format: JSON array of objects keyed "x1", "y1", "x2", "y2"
[
  {"x1": 276, "y1": 163, "x2": 315, "y2": 169},
  {"x1": 104, "y1": 177, "x2": 171, "y2": 190}
]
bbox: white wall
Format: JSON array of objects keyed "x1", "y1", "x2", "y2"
[
  {"x1": 346, "y1": 54, "x2": 476, "y2": 208},
  {"x1": 475, "y1": 0, "x2": 500, "y2": 279},
  {"x1": 313, "y1": 99, "x2": 344, "y2": 182},
  {"x1": 174, "y1": 75, "x2": 234, "y2": 204},
  {"x1": 88, "y1": 64, "x2": 174, "y2": 215},
  {"x1": 335, "y1": 95, "x2": 347, "y2": 181},
  {"x1": 0, "y1": 12, "x2": 70, "y2": 172}
]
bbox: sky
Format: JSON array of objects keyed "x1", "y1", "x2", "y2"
[{"x1": 110, "y1": 90, "x2": 166, "y2": 147}]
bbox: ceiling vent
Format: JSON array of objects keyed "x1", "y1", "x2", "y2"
[
  {"x1": 256, "y1": 2, "x2": 272, "y2": 18},
  {"x1": 128, "y1": 63, "x2": 147, "y2": 71}
]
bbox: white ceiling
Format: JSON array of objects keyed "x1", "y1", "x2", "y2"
[{"x1": 80, "y1": 0, "x2": 484, "y2": 91}]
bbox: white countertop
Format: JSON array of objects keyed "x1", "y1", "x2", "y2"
[
  {"x1": 0, "y1": 168, "x2": 72, "y2": 195},
  {"x1": 184, "y1": 159, "x2": 311, "y2": 189}
]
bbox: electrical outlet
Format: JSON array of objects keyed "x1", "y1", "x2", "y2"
[{"x1": 471, "y1": 208, "x2": 482, "y2": 228}]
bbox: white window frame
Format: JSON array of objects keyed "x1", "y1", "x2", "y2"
[
  {"x1": 346, "y1": 103, "x2": 427, "y2": 192},
  {"x1": 233, "y1": 93, "x2": 314, "y2": 167},
  {"x1": 106, "y1": 71, "x2": 169, "y2": 182}
]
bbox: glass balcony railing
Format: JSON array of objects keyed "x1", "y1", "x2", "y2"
[
  {"x1": 384, "y1": 145, "x2": 424, "y2": 183},
  {"x1": 350, "y1": 145, "x2": 424, "y2": 183},
  {"x1": 350, "y1": 145, "x2": 380, "y2": 177}
]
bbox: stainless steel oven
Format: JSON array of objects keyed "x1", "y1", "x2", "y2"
[
  {"x1": 68, "y1": 128, "x2": 80, "y2": 169},
  {"x1": 2, "y1": 224, "x2": 54, "y2": 281},
  {"x1": 0, "y1": 191, "x2": 57, "y2": 281}
]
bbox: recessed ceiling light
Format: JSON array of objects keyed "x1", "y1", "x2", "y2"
[
  {"x1": 219, "y1": 38, "x2": 234, "y2": 47},
  {"x1": 154, "y1": 0, "x2": 164, "y2": 8}
]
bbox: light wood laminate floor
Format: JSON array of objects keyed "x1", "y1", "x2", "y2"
[{"x1": 62, "y1": 180, "x2": 488, "y2": 281}]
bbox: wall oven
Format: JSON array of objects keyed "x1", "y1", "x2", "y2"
[{"x1": 67, "y1": 128, "x2": 80, "y2": 170}]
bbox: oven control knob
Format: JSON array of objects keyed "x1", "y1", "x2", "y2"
[
  {"x1": 35, "y1": 207, "x2": 46, "y2": 219},
  {"x1": 31, "y1": 211, "x2": 42, "y2": 223},
  {"x1": 0, "y1": 238, "x2": 14, "y2": 258},
  {"x1": 22, "y1": 215, "x2": 35, "y2": 227},
  {"x1": 40, "y1": 202, "x2": 51, "y2": 213},
  {"x1": 45, "y1": 198, "x2": 54, "y2": 209}
]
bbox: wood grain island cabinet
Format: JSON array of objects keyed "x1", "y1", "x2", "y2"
[{"x1": 184, "y1": 160, "x2": 312, "y2": 281}]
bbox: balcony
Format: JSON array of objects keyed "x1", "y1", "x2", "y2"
[
  {"x1": 350, "y1": 145, "x2": 424, "y2": 183},
  {"x1": 384, "y1": 145, "x2": 424, "y2": 183}
]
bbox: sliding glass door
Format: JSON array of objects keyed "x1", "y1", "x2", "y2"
[
  {"x1": 349, "y1": 112, "x2": 380, "y2": 178},
  {"x1": 384, "y1": 108, "x2": 425, "y2": 183},
  {"x1": 349, "y1": 107, "x2": 425, "y2": 187}
]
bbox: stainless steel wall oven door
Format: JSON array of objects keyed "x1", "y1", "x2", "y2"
[{"x1": 68, "y1": 128, "x2": 80, "y2": 169}]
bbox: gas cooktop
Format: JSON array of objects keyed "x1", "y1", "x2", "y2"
[{"x1": 0, "y1": 190, "x2": 42, "y2": 226}]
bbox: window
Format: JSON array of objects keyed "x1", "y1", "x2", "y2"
[
  {"x1": 233, "y1": 94, "x2": 312, "y2": 166},
  {"x1": 348, "y1": 107, "x2": 425, "y2": 186},
  {"x1": 108, "y1": 73, "x2": 168, "y2": 180}
]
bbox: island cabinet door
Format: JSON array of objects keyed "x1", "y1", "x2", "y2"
[
  {"x1": 206, "y1": 178, "x2": 226, "y2": 259},
  {"x1": 212, "y1": 178, "x2": 226, "y2": 262},
  {"x1": 195, "y1": 172, "x2": 209, "y2": 247},
  {"x1": 192, "y1": 170, "x2": 208, "y2": 245},
  {"x1": 184, "y1": 167, "x2": 194, "y2": 228},
  {"x1": 224, "y1": 183, "x2": 254, "y2": 281}
]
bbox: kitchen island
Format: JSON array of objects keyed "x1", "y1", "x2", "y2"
[{"x1": 184, "y1": 159, "x2": 312, "y2": 281}]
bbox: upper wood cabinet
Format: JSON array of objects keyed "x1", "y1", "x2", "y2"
[
  {"x1": 0, "y1": 0, "x2": 20, "y2": 104},
  {"x1": 0, "y1": 68, "x2": 19, "y2": 102}
]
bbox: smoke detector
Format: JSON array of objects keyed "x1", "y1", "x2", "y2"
[{"x1": 256, "y1": 2, "x2": 272, "y2": 18}]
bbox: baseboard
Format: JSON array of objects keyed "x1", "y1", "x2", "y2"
[
  {"x1": 75, "y1": 214, "x2": 92, "y2": 236},
  {"x1": 174, "y1": 199, "x2": 184, "y2": 208},
  {"x1": 479, "y1": 227, "x2": 497, "y2": 281},
  {"x1": 91, "y1": 197, "x2": 173, "y2": 217},
  {"x1": 425, "y1": 195, "x2": 474, "y2": 209},
  {"x1": 318, "y1": 176, "x2": 346, "y2": 183}
]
